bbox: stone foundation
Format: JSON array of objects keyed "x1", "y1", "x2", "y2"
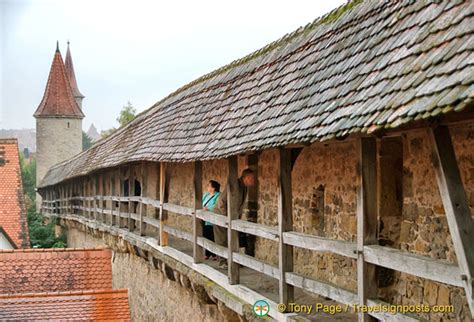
[{"x1": 65, "y1": 224, "x2": 250, "y2": 322}]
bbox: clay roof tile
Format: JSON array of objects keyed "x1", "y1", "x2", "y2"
[{"x1": 33, "y1": 44, "x2": 84, "y2": 119}]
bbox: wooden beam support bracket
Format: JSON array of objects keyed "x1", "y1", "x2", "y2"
[{"x1": 429, "y1": 126, "x2": 474, "y2": 316}]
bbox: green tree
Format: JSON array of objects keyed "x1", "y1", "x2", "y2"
[
  {"x1": 19, "y1": 152, "x2": 36, "y2": 203},
  {"x1": 116, "y1": 101, "x2": 136, "y2": 127},
  {"x1": 100, "y1": 128, "x2": 116, "y2": 138},
  {"x1": 82, "y1": 131, "x2": 93, "y2": 151},
  {"x1": 19, "y1": 152, "x2": 66, "y2": 248}
]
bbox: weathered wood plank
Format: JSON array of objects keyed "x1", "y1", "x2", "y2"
[
  {"x1": 429, "y1": 126, "x2": 474, "y2": 315},
  {"x1": 196, "y1": 210, "x2": 228, "y2": 227},
  {"x1": 193, "y1": 161, "x2": 204, "y2": 263},
  {"x1": 233, "y1": 252, "x2": 280, "y2": 279},
  {"x1": 227, "y1": 156, "x2": 240, "y2": 284},
  {"x1": 283, "y1": 231, "x2": 357, "y2": 259},
  {"x1": 278, "y1": 148, "x2": 294, "y2": 305},
  {"x1": 162, "y1": 225, "x2": 192, "y2": 242},
  {"x1": 162, "y1": 203, "x2": 193, "y2": 216},
  {"x1": 357, "y1": 137, "x2": 378, "y2": 322},
  {"x1": 286, "y1": 272, "x2": 357, "y2": 306},
  {"x1": 196, "y1": 237, "x2": 228, "y2": 259},
  {"x1": 143, "y1": 216, "x2": 160, "y2": 229},
  {"x1": 128, "y1": 165, "x2": 136, "y2": 231},
  {"x1": 159, "y1": 162, "x2": 168, "y2": 246},
  {"x1": 139, "y1": 162, "x2": 147, "y2": 236},
  {"x1": 364, "y1": 245, "x2": 463, "y2": 287},
  {"x1": 231, "y1": 219, "x2": 279, "y2": 241}
]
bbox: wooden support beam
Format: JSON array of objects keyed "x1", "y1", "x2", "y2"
[
  {"x1": 119, "y1": 168, "x2": 126, "y2": 228},
  {"x1": 98, "y1": 175, "x2": 103, "y2": 223},
  {"x1": 128, "y1": 165, "x2": 135, "y2": 231},
  {"x1": 139, "y1": 162, "x2": 147, "y2": 236},
  {"x1": 227, "y1": 156, "x2": 240, "y2": 284},
  {"x1": 111, "y1": 169, "x2": 118, "y2": 226},
  {"x1": 429, "y1": 126, "x2": 474, "y2": 316},
  {"x1": 159, "y1": 162, "x2": 169, "y2": 246},
  {"x1": 357, "y1": 137, "x2": 378, "y2": 322},
  {"x1": 246, "y1": 153, "x2": 258, "y2": 257},
  {"x1": 93, "y1": 177, "x2": 98, "y2": 221},
  {"x1": 193, "y1": 161, "x2": 204, "y2": 263},
  {"x1": 278, "y1": 147, "x2": 294, "y2": 305}
]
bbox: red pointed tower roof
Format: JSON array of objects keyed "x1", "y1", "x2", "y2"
[
  {"x1": 64, "y1": 41, "x2": 84, "y2": 99},
  {"x1": 33, "y1": 42, "x2": 84, "y2": 119}
]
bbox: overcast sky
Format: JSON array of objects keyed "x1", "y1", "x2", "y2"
[{"x1": 1, "y1": 0, "x2": 345, "y2": 132}]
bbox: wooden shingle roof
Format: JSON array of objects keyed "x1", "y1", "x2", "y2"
[{"x1": 40, "y1": 0, "x2": 474, "y2": 188}]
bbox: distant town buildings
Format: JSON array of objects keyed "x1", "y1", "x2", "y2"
[
  {"x1": 0, "y1": 129, "x2": 36, "y2": 153},
  {"x1": 87, "y1": 123, "x2": 101, "y2": 142}
]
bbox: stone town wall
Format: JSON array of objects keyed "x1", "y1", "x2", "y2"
[
  {"x1": 66, "y1": 227, "x2": 243, "y2": 322},
  {"x1": 67, "y1": 123, "x2": 473, "y2": 321},
  {"x1": 157, "y1": 123, "x2": 473, "y2": 321}
]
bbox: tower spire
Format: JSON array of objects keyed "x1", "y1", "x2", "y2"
[
  {"x1": 56, "y1": 40, "x2": 59, "y2": 52},
  {"x1": 64, "y1": 41, "x2": 85, "y2": 109},
  {"x1": 33, "y1": 43, "x2": 84, "y2": 118}
]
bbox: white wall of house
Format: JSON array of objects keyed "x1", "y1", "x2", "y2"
[{"x1": 0, "y1": 232, "x2": 14, "y2": 249}]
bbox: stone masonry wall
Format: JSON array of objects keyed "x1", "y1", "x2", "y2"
[
  {"x1": 64, "y1": 122, "x2": 473, "y2": 321},
  {"x1": 255, "y1": 144, "x2": 359, "y2": 292},
  {"x1": 378, "y1": 125, "x2": 474, "y2": 321},
  {"x1": 251, "y1": 125, "x2": 473, "y2": 321},
  {"x1": 36, "y1": 117, "x2": 82, "y2": 207},
  {"x1": 66, "y1": 227, "x2": 242, "y2": 322}
]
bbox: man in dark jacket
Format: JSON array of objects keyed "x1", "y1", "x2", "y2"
[{"x1": 213, "y1": 168, "x2": 255, "y2": 268}]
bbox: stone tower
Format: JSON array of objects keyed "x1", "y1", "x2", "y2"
[{"x1": 34, "y1": 42, "x2": 84, "y2": 206}]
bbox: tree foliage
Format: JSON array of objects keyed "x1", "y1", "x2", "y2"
[
  {"x1": 116, "y1": 101, "x2": 137, "y2": 127},
  {"x1": 19, "y1": 152, "x2": 66, "y2": 248},
  {"x1": 82, "y1": 131, "x2": 93, "y2": 151}
]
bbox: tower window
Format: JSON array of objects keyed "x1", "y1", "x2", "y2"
[{"x1": 67, "y1": 122, "x2": 70, "y2": 128}]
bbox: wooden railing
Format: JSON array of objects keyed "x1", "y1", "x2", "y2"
[{"x1": 41, "y1": 194, "x2": 463, "y2": 321}]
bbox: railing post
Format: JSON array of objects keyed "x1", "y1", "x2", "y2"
[
  {"x1": 93, "y1": 176, "x2": 98, "y2": 221},
  {"x1": 82, "y1": 180, "x2": 86, "y2": 217},
  {"x1": 68, "y1": 184, "x2": 72, "y2": 214},
  {"x1": 278, "y1": 148, "x2": 294, "y2": 305},
  {"x1": 227, "y1": 156, "x2": 240, "y2": 284},
  {"x1": 88, "y1": 178, "x2": 92, "y2": 219},
  {"x1": 159, "y1": 162, "x2": 169, "y2": 246},
  {"x1": 119, "y1": 167, "x2": 126, "y2": 228},
  {"x1": 139, "y1": 162, "x2": 147, "y2": 236},
  {"x1": 98, "y1": 174, "x2": 104, "y2": 223},
  {"x1": 113, "y1": 169, "x2": 119, "y2": 226},
  {"x1": 193, "y1": 161, "x2": 204, "y2": 263},
  {"x1": 128, "y1": 165, "x2": 135, "y2": 231},
  {"x1": 357, "y1": 137, "x2": 378, "y2": 322}
]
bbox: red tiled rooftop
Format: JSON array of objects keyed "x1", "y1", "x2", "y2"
[
  {"x1": 33, "y1": 44, "x2": 84, "y2": 119},
  {"x1": 0, "y1": 289, "x2": 130, "y2": 321},
  {"x1": 0, "y1": 138, "x2": 30, "y2": 248},
  {"x1": 0, "y1": 247, "x2": 112, "y2": 294}
]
